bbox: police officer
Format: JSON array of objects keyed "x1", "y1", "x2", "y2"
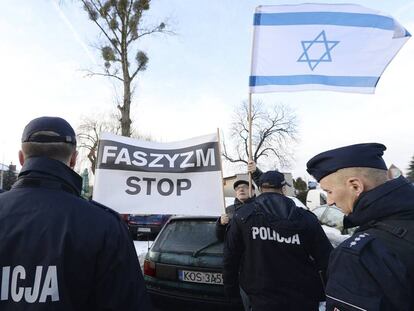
[
  {"x1": 223, "y1": 170, "x2": 332, "y2": 311},
  {"x1": 307, "y1": 143, "x2": 414, "y2": 310},
  {"x1": 0, "y1": 117, "x2": 151, "y2": 310}
]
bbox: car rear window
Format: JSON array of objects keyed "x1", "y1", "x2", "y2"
[{"x1": 152, "y1": 219, "x2": 223, "y2": 255}]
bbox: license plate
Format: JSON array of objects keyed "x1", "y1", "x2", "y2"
[
  {"x1": 138, "y1": 227, "x2": 151, "y2": 233},
  {"x1": 178, "y1": 270, "x2": 223, "y2": 285}
]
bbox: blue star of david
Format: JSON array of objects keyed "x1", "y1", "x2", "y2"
[{"x1": 297, "y1": 30, "x2": 340, "y2": 71}]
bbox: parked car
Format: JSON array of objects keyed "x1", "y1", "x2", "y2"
[
  {"x1": 126, "y1": 214, "x2": 172, "y2": 240},
  {"x1": 143, "y1": 216, "x2": 243, "y2": 311}
]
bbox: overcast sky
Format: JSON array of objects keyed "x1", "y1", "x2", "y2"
[{"x1": 1, "y1": 0, "x2": 414, "y2": 181}]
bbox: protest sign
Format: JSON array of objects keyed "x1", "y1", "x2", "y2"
[{"x1": 93, "y1": 132, "x2": 224, "y2": 215}]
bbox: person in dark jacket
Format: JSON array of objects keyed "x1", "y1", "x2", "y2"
[
  {"x1": 307, "y1": 143, "x2": 414, "y2": 311},
  {"x1": 0, "y1": 117, "x2": 151, "y2": 310},
  {"x1": 215, "y1": 180, "x2": 256, "y2": 241},
  {"x1": 216, "y1": 161, "x2": 263, "y2": 241},
  {"x1": 223, "y1": 170, "x2": 332, "y2": 311}
]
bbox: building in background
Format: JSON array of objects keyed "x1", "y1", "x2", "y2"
[
  {"x1": 0, "y1": 163, "x2": 9, "y2": 190},
  {"x1": 0, "y1": 163, "x2": 18, "y2": 191}
]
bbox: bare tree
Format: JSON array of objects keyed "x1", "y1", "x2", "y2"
[
  {"x1": 222, "y1": 101, "x2": 298, "y2": 168},
  {"x1": 77, "y1": 113, "x2": 154, "y2": 174},
  {"x1": 80, "y1": 0, "x2": 172, "y2": 136},
  {"x1": 77, "y1": 115, "x2": 121, "y2": 174}
]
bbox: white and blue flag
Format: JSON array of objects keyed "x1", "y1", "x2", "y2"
[{"x1": 250, "y1": 4, "x2": 411, "y2": 94}]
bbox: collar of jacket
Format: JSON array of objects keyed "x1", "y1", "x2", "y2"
[
  {"x1": 254, "y1": 192, "x2": 299, "y2": 220},
  {"x1": 17, "y1": 157, "x2": 82, "y2": 196},
  {"x1": 234, "y1": 195, "x2": 255, "y2": 207},
  {"x1": 344, "y1": 176, "x2": 414, "y2": 228}
]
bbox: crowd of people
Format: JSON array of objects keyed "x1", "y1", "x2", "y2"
[{"x1": 0, "y1": 116, "x2": 413, "y2": 310}]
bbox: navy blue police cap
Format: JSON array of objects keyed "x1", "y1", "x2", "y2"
[
  {"x1": 21, "y1": 116, "x2": 76, "y2": 145},
  {"x1": 233, "y1": 179, "x2": 255, "y2": 190},
  {"x1": 306, "y1": 143, "x2": 387, "y2": 182},
  {"x1": 259, "y1": 171, "x2": 290, "y2": 188}
]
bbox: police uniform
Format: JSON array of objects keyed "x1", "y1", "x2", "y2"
[
  {"x1": 307, "y1": 143, "x2": 414, "y2": 310},
  {"x1": 223, "y1": 171, "x2": 333, "y2": 311},
  {"x1": 0, "y1": 117, "x2": 151, "y2": 310}
]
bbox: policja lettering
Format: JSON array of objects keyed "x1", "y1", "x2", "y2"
[
  {"x1": 251, "y1": 226, "x2": 301, "y2": 245},
  {"x1": 1, "y1": 265, "x2": 59, "y2": 303}
]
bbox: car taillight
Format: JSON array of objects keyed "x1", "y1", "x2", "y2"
[
  {"x1": 144, "y1": 260, "x2": 156, "y2": 277},
  {"x1": 120, "y1": 214, "x2": 130, "y2": 223}
]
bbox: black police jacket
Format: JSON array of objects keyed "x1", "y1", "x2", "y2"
[
  {"x1": 0, "y1": 157, "x2": 151, "y2": 311},
  {"x1": 326, "y1": 176, "x2": 414, "y2": 311},
  {"x1": 223, "y1": 192, "x2": 333, "y2": 311}
]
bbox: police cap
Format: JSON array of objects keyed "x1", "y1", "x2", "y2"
[
  {"x1": 22, "y1": 116, "x2": 77, "y2": 145},
  {"x1": 259, "y1": 171, "x2": 290, "y2": 188},
  {"x1": 306, "y1": 143, "x2": 387, "y2": 182},
  {"x1": 233, "y1": 180, "x2": 255, "y2": 190}
]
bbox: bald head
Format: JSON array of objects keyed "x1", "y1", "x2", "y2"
[
  {"x1": 334, "y1": 167, "x2": 388, "y2": 190},
  {"x1": 320, "y1": 167, "x2": 388, "y2": 215}
]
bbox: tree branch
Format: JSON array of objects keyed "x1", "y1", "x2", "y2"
[
  {"x1": 130, "y1": 61, "x2": 147, "y2": 80},
  {"x1": 225, "y1": 100, "x2": 298, "y2": 168},
  {"x1": 89, "y1": 0, "x2": 123, "y2": 53},
  {"x1": 83, "y1": 69, "x2": 124, "y2": 82}
]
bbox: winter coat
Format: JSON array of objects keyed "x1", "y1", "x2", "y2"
[
  {"x1": 224, "y1": 192, "x2": 332, "y2": 311},
  {"x1": 0, "y1": 157, "x2": 151, "y2": 311},
  {"x1": 215, "y1": 168, "x2": 262, "y2": 242},
  {"x1": 326, "y1": 176, "x2": 414, "y2": 311},
  {"x1": 215, "y1": 197, "x2": 254, "y2": 241}
]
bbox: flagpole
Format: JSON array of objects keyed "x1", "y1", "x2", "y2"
[
  {"x1": 248, "y1": 93, "x2": 253, "y2": 197},
  {"x1": 247, "y1": 8, "x2": 257, "y2": 198},
  {"x1": 216, "y1": 128, "x2": 226, "y2": 213}
]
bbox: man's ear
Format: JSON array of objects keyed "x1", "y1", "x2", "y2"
[
  {"x1": 18, "y1": 150, "x2": 25, "y2": 166},
  {"x1": 69, "y1": 150, "x2": 78, "y2": 169},
  {"x1": 347, "y1": 177, "x2": 365, "y2": 197}
]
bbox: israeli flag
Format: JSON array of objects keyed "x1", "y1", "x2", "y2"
[{"x1": 250, "y1": 4, "x2": 411, "y2": 94}]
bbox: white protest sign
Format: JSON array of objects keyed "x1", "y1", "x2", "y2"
[{"x1": 93, "y1": 132, "x2": 224, "y2": 216}]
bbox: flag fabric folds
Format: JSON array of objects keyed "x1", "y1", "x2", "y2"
[{"x1": 249, "y1": 4, "x2": 411, "y2": 94}]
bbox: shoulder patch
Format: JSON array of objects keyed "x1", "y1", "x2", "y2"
[
  {"x1": 342, "y1": 233, "x2": 374, "y2": 254},
  {"x1": 89, "y1": 199, "x2": 121, "y2": 219}
]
